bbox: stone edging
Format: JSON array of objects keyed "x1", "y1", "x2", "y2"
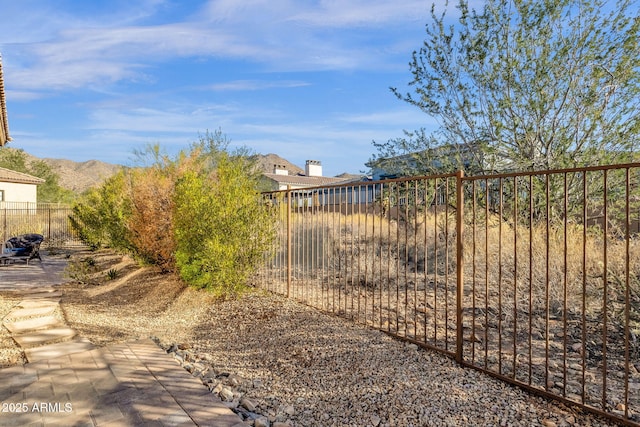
[{"x1": 155, "y1": 338, "x2": 294, "y2": 427}]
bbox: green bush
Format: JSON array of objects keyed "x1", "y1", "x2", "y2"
[
  {"x1": 68, "y1": 131, "x2": 276, "y2": 297},
  {"x1": 69, "y1": 171, "x2": 133, "y2": 251},
  {"x1": 173, "y1": 134, "x2": 276, "y2": 296}
]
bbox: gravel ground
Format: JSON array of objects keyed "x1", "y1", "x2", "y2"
[
  {"x1": 0, "y1": 294, "x2": 25, "y2": 367},
  {"x1": 0, "y1": 251, "x2": 623, "y2": 426},
  {"x1": 172, "y1": 292, "x2": 619, "y2": 427}
]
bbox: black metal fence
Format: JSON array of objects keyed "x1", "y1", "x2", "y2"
[
  {"x1": 0, "y1": 204, "x2": 82, "y2": 248},
  {"x1": 258, "y1": 163, "x2": 640, "y2": 426}
]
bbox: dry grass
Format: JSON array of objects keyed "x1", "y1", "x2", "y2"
[
  {"x1": 469, "y1": 217, "x2": 640, "y2": 325},
  {"x1": 256, "y1": 209, "x2": 640, "y2": 362},
  {"x1": 265, "y1": 209, "x2": 640, "y2": 333},
  {"x1": 258, "y1": 208, "x2": 640, "y2": 418}
]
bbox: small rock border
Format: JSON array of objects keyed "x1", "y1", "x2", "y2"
[{"x1": 154, "y1": 338, "x2": 292, "y2": 427}]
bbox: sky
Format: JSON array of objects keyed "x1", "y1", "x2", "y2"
[{"x1": 0, "y1": 0, "x2": 444, "y2": 177}]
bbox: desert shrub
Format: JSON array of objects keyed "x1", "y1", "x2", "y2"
[
  {"x1": 106, "y1": 268, "x2": 119, "y2": 280},
  {"x1": 174, "y1": 138, "x2": 276, "y2": 296},
  {"x1": 69, "y1": 171, "x2": 132, "y2": 251},
  {"x1": 69, "y1": 131, "x2": 276, "y2": 297},
  {"x1": 125, "y1": 147, "x2": 178, "y2": 272},
  {"x1": 64, "y1": 256, "x2": 99, "y2": 284}
]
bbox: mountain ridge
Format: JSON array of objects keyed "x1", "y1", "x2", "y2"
[{"x1": 10, "y1": 150, "x2": 354, "y2": 194}]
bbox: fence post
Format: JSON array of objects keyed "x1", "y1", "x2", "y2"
[
  {"x1": 47, "y1": 207, "x2": 52, "y2": 242},
  {"x1": 456, "y1": 170, "x2": 465, "y2": 364},
  {"x1": 287, "y1": 186, "x2": 292, "y2": 298}
]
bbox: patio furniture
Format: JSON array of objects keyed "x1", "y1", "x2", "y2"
[{"x1": 1, "y1": 233, "x2": 44, "y2": 264}]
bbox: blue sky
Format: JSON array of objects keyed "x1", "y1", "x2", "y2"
[{"x1": 0, "y1": 0, "x2": 442, "y2": 176}]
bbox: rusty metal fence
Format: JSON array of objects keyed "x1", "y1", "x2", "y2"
[
  {"x1": 0, "y1": 204, "x2": 82, "y2": 248},
  {"x1": 257, "y1": 163, "x2": 640, "y2": 426}
]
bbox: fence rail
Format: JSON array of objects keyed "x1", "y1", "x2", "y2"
[
  {"x1": 1, "y1": 205, "x2": 82, "y2": 247},
  {"x1": 258, "y1": 163, "x2": 640, "y2": 426}
]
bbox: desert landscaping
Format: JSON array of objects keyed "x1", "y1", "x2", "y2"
[{"x1": 0, "y1": 249, "x2": 624, "y2": 426}]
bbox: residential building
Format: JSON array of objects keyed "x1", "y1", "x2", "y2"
[
  {"x1": 261, "y1": 160, "x2": 349, "y2": 191},
  {"x1": 261, "y1": 160, "x2": 375, "y2": 209},
  {"x1": 366, "y1": 142, "x2": 486, "y2": 181},
  {"x1": 0, "y1": 167, "x2": 45, "y2": 207}
]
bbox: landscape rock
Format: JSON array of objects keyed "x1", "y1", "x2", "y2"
[
  {"x1": 220, "y1": 387, "x2": 235, "y2": 402},
  {"x1": 241, "y1": 398, "x2": 257, "y2": 412},
  {"x1": 156, "y1": 282, "x2": 627, "y2": 427}
]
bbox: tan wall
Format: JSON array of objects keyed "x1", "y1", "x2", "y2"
[{"x1": 0, "y1": 181, "x2": 38, "y2": 203}]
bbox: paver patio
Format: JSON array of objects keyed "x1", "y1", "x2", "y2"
[
  {"x1": 0, "y1": 256, "x2": 243, "y2": 426},
  {"x1": 0, "y1": 340, "x2": 243, "y2": 426}
]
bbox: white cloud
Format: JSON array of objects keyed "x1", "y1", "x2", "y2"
[
  {"x1": 4, "y1": 89, "x2": 44, "y2": 102},
  {"x1": 339, "y1": 108, "x2": 437, "y2": 128},
  {"x1": 288, "y1": 0, "x2": 428, "y2": 27},
  {"x1": 2, "y1": 0, "x2": 429, "y2": 93},
  {"x1": 207, "y1": 80, "x2": 310, "y2": 91},
  {"x1": 87, "y1": 106, "x2": 232, "y2": 134},
  {"x1": 203, "y1": 0, "x2": 427, "y2": 28}
]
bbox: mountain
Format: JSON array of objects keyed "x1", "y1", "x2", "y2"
[
  {"x1": 40, "y1": 157, "x2": 123, "y2": 193},
  {"x1": 13, "y1": 149, "x2": 122, "y2": 193},
  {"x1": 251, "y1": 153, "x2": 304, "y2": 175},
  {"x1": 8, "y1": 150, "x2": 351, "y2": 194}
]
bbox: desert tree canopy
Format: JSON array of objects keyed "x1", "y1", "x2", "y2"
[{"x1": 372, "y1": 0, "x2": 640, "y2": 176}]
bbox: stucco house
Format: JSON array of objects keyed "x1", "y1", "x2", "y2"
[
  {"x1": 262, "y1": 160, "x2": 376, "y2": 209},
  {"x1": 0, "y1": 167, "x2": 45, "y2": 207},
  {"x1": 0, "y1": 54, "x2": 11, "y2": 147},
  {"x1": 261, "y1": 160, "x2": 349, "y2": 191}
]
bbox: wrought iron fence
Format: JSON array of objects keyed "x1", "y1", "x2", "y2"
[
  {"x1": 258, "y1": 163, "x2": 640, "y2": 426},
  {"x1": 0, "y1": 204, "x2": 82, "y2": 248}
]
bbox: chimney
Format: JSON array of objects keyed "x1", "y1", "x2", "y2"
[
  {"x1": 305, "y1": 160, "x2": 322, "y2": 177},
  {"x1": 273, "y1": 164, "x2": 288, "y2": 175}
]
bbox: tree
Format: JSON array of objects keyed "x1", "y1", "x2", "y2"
[{"x1": 372, "y1": 0, "x2": 640, "y2": 175}]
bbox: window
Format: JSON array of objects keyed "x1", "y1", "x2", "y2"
[{"x1": 0, "y1": 190, "x2": 4, "y2": 201}]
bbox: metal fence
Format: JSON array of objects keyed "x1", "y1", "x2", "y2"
[
  {"x1": 258, "y1": 163, "x2": 640, "y2": 426},
  {"x1": 0, "y1": 204, "x2": 82, "y2": 247}
]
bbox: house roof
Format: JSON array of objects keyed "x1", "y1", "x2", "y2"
[
  {"x1": 0, "y1": 55, "x2": 10, "y2": 147},
  {"x1": 0, "y1": 167, "x2": 45, "y2": 185},
  {"x1": 263, "y1": 173, "x2": 348, "y2": 188}
]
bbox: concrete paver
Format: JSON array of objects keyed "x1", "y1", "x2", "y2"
[
  {"x1": 13, "y1": 327, "x2": 77, "y2": 347},
  {"x1": 15, "y1": 290, "x2": 63, "y2": 299},
  {"x1": 0, "y1": 340, "x2": 244, "y2": 426},
  {"x1": 24, "y1": 337, "x2": 95, "y2": 362},
  {"x1": 3, "y1": 315, "x2": 64, "y2": 334},
  {"x1": 0, "y1": 257, "x2": 244, "y2": 426},
  {"x1": 4, "y1": 304, "x2": 58, "y2": 320}
]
